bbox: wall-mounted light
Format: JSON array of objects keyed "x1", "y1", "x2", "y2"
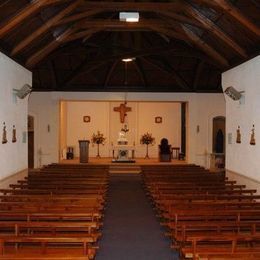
[
  {"x1": 13, "y1": 84, "x2": 32, "y2": 99},
  {"x1": 224, "y1": 86, "x2": 244, "y2": 101},
  {"x1": 119, "y1": 12, "x2": 139, "y2": 22}
]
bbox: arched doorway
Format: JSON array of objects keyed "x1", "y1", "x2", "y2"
[
  {"x1": 212, "y1": 116, "x2": 225, "y2": 153},
  {"x1": 28, "y1": 115, "x2": 34, "y2": 168},
  {"x1": 211, "y1": 116, "x2": 225, "y2": 170}
]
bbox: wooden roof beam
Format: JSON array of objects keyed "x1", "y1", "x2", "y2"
[
  {"x1": 26, "y1": 27, "x2": 77, "y2": 68},
  {"x1": 11, "y1": 0, "x2": 83, "y2": 56},
  {"x1": 0, "y1": 0, "x2": 72, "y2": 38},
  {"x1": 0, "y1": 0, "x2": 49, "y2": 38},
  {"x1": 54, "y1": 9, "x2": 102, "y2": 26},
  {"x1": 133, "y1": 59, "x2": 148, "y2": 87},
  {"x1": 82, "y1": 1, "x2": 184, "y2": 12},
  {"x1": 193, "y1": 0, "x2": 260, "y2": 37},
  {"x1": 104, "y1": 60, "x2": 119, "y2": 87},
  {"x1": 78, "y1": 19, "x2": 177, "y2": 30},
  {"x1": 213, "y1": 0, "x2": 260, "y2": 37},
  {"x1": 63, "y1": 29, "x2": 101, "y2": 43},
  {"x1": 158, "y1": 10, "x2": 208, "y2": 30},
  {"x1": 185, "y1": 4, "x2": 247, "y2": 58},
  {"x1": 181, "y1": 24, "x2": 229, "y2": 68},
  {"x1": 63, "y1": 62, "x2": 106, "y2": 88},
  {"x1": 142, "y1": 57, "x2": 191, "y2": 90},
  {"x1": 193, "y1": 60, "x2": 204, "y2": 90},
  {"x1": 150, "y1": 26, "x2": 190, "y2": 43}
]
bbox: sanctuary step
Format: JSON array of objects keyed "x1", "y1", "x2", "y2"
[{"x1": 109, "y1": 165, "x2": 142, "y2": 174}]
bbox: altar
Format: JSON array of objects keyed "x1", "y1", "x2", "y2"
[{"x1": 112, "y1": 145, "x2": 135, "y2": 162}]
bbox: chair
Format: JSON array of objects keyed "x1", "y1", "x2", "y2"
[{"x1": 158, "y1": 138, "x2": 172, "y2": 162}]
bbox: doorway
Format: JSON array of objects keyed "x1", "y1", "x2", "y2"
[
  {"x1": 28, "y1": 115, "x2": 34, "y2": 168},
  {"x1": 212, "y1": 116, "x2": 225, "y2": 153}
]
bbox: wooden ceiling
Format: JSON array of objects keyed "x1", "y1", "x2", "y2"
[{"x1": 0, "y1": 0, "x2": 259, "y2": 93}]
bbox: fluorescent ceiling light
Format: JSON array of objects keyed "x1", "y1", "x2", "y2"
[
  {"x1": 122, "y1": 57, "x2": 135, "y2": 62},
  {"x1": 119, "y1": 12, "x2": 139, "y2": 22}
]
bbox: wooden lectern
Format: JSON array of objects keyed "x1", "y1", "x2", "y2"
[{"x1": 78, "y1": 140, "x2": 90, "y2": 163}]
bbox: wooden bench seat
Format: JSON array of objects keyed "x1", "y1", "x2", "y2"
[
  {"x1": 166, "y1": 220, "x2": 260, "y2": 248},
  {"x1": 154, "y1": 194, "x2": 260, "y2": 204},
  {"x1": 0, "y1": 194, "x2": 105, "y2": 203},
  {"x1": 161, "y1": 209, "x2": 260, "y2": 226},
  {"x1": 0, "y1": 221, "x2": 101, "y2": 236},
  {"x1": 181, "y1": 233, "x2": 260, "y2": 260},
  {"x1": 20, "y1": 179, "x2": 108, "y2": 184},
  {"x1": 9, "y1": 184, "x2": 107, "y2": 190},
  {"x1": 151, "y1": 189, "x2": 257, "y2": 199},
  {"x1": 0, "y1": 255, "x2": 90, "y2": 259},
  {"x1": 0, "y1": 235, "x2": 98, "y2": 258},
  {"x1": 0, "y1": 201, "x2": 104, "y2": 212},
  {"x1": 35, "y1": 172, "x2": 107, "y2": 177},
  {"x1": 0, "y1": 211, "x2": 103, "y2": 222},
  {"x1": 147, "y1": 183, "x2": 246, "y2": 189},
  {"x1": 159, "y1": 201, "x2": 260, "y2": 215},
  {"x1": 0, "y1": 189, "x2": 106, "y2": 196}
]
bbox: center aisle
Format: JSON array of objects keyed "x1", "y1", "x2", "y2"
[{"x1": 96, "y1": 174, "x2": 179, "y2": 260}]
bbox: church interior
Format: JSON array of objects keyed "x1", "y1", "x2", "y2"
[{"x1": 0, "y1": 0, "x2": 259, "y2": 259}]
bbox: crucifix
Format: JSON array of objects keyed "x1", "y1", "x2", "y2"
[{"x1": 113, "y1": 102, "x2": 132, "y2": 123}]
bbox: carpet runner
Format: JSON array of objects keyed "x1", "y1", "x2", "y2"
[{"x1": 96, "y1": 174, "x2": 179, "y2": 260}]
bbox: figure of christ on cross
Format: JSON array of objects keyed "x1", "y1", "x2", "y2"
[{"x1": 113, "y1": 102, "x2": 132, "y2": 123}]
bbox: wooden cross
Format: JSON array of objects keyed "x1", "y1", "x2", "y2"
[{"x1": 113, "y1": 102, "x2": 132, "y2": 123}]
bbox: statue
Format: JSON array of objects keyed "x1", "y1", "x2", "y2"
[
  {"x1": 2, "y1": 122, "x2": 7, "y2": 144},
  {"x1": 119, "y1": 131, "x2": 126, "y2": 139},
  {"x1": 236, "y1": 126, "x2": 241, "y2": 144},
  {"x1": 117, "y1": 130, "x2": 128, "y2": 145},
  {"x1": 250, "y1": 125, "x2": 256, "y2": 145},
  {"x1": 12, "y1": 125, "x2": 17, "y2": 143}
]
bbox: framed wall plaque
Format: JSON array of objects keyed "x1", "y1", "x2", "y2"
[
  {"x1": 83, "y1": 116, "x2": 91, "y2": 123},
  {"x1": 155, "y1": 116, "x2": 162, "y2": 124}
]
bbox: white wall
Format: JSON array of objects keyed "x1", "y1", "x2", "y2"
[
  {"x1": 66, "y1": 101, "x2": 110, "y2": 158},
  {"x1": 64, "y1": 101, "x2": 181, "y2": 158},
  {"x1": 0, "y1": 52, "x2": 32, "y2": 180},
  {"x1": 137, "y1": 102, "x2": 181, "y2": 158},
  {"x1": 222, "y1": 55, "x2": 260, "y2": 181},
  {"x1": 28, "y1": 93, "x2": 59, "y2": 167},
  {"x1": 29, "y1": 92, "x2": 225, "y2": 168}
]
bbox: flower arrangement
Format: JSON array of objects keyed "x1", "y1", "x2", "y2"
[
  {"x1": 140, "y1": 132, "x2": 155, "y2": 145},
  {"x1": 91, "y1": 131, "x2": 106, "y2": 145}
]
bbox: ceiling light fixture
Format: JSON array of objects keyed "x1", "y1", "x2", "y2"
[
  {"x1": 122, "y1": 57, "x2": 135, "y2": 62},
  {"x1": 119, "y1": 12, "x2": 139, "y2": 22}
]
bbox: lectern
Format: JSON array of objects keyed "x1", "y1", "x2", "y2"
[{"x1": 78, "y1": 140, "x2": 90, "y2": 163}]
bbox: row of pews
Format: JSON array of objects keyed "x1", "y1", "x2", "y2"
[
  {"x1": 0, "y1": 163, "x2": 109, "y2": 259},
  {"x1": 142, "y1": 164, "x2": 260, "y2": 259}
]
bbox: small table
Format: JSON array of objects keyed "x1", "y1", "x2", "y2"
[{"x1": 171, "y1": 147, "x2": 180, "y2": 159}]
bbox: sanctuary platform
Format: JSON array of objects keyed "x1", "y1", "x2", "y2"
[{"x1": 60, "y1": 157, "x2": 186, "y2": 166}]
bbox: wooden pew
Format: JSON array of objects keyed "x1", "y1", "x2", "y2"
[
  {"x1": 142, "y1": 165, "x2": 260, "y2": 259},
  {"x1": 181, "y1": 233, "x2": 260, "y2": 259},
  {"x1": 0, "y1": 189, "x2": 106, "y2": 196},
  {"x1": 0, "y1": 163, "x2": 108, "y2": 259},
  {"x1": 0, "y1": 235, "x2": 98, "y2": 259},
  {"x1": 0, "y1": 221, "x2": 101, "y2": 236},
  {"x1": 167, "y1": 220, "x2": 260, "y2": 247}
]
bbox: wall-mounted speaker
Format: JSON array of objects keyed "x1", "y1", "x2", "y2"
[
  {"x1": 13, "y1": 84, "x2": 32, "y2": 99},
  {"x1": 224, "y1": 86, "x2": 244, "y2": 101}
]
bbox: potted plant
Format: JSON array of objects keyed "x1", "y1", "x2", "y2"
[
  {"x1": 91, "y1": 131, "x2": 106, "y2": 158},
  {"x1": 140, "y1": 132, "x2": 155, "y2": 159}
]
